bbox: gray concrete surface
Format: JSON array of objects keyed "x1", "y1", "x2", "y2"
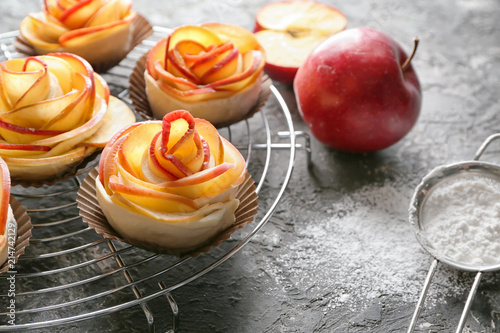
[{"x1": 2, "y1": 0, "x2": 500, "y2": 332}]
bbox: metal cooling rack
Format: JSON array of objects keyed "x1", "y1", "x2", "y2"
[{"x1": 0, "y1": 27, "x2": 309, "y2": 332}]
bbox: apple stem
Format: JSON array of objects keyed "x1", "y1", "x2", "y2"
[{"x1": 401, "y1": 37, "x2": 420, "y2": 72}]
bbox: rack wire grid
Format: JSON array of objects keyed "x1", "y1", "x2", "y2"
[{"x1": 0, "y1": 27, "x2": 309, "y2": 332}]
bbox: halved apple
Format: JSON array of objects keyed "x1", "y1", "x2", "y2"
[{"x1": 254, "y1": 0, "x2": 347, "y2": 85}]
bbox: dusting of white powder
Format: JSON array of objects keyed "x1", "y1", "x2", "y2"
[
  {"x1": 254, "y1": 181, "x2": 466, "y2": 313},
  {"x1": 422, "y1": 175, "x2": 500, "y2": 266}
]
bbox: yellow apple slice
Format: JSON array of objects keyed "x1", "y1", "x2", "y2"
[
  {"x1": 3, "y1": 90, "x2": 79, "y2": 129},
  {"x1": 120, "y1": 122, "x2": 162, "y2": 178},
  {"x1": 146, "y1": 37, "x2": 168, "y2": 78},
  {"x1": 38, "y1": 55, "x2": 75, "y2": 94},
  {"x1": 3, "y1": 145, "x2": 91, "y2": 180},
  {"x1": 59, "y1": 12, "x2": 136, "y2": 47},
  {"x1": 108, "y1": 175, "x2": 199, "y2": 213},
  {"x1": 85, "y1": 0, "x2": 122, "y2": 27},
  {"x1": 41, "y1": 75, "x2": 91, "y2": 131},
  {"x1": 0, "y1": 60, "x2": 46, "y2": 107},
  {"x1": 203, "y1": 22, "x2": 261, "y2": 55},
  {"x1": 0, "y1": 142, "x2": 51, "y2": 157},
  {"x1": 23, "y1": 12, "x2": 67, "y2": 42},
  {"x1": 82, "y1": 96, "x2": 136, "y2": 147},
  {"x1": 0, "y1": 118, "x2": 64, "y2": 144},
  {"x1": 155, "y1": 62, "x2": 199, "y2": 91},
  {"x1": 194, "y1": 118, "x2": 224, "y2": 164},
  {"x1": 206, "y1": 50, "x2": 262, "y2": 90},
  {"x1": 167, "y1": 25, "x2": 222, "y2": 52},
  {"x1": 98, "y1": 122, "x2": 142, "y2": 185},
  {"x1": 59, "y1": 0, "x2": 108, "y2": 30},
  {"x1": 19, "y1": 16, "x2": 62, "y2": 52},
  {"x1": 31, "y1": 96, "x2": 107, "y2": 155}
]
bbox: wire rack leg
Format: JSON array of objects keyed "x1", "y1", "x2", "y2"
[
  {"x1": 159, "y1": 281, "x2": 179, "y2": 333},
  {"x1": 107, "y1": 240, "x2": 155, "y2": 332}
]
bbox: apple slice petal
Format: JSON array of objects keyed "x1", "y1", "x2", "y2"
[
  {"x1": 194, "y1": 118, "x2": 224, "y2": 165},
  {"x1": 98, "y1": 122, "x2": 142, "y2": 185},
  {"x1": 165, "y1": 51, "x2": 201, "y2": 85},
  {"x1": 146, "y1": 139, "x2": 178, "y2": 181},
  {"x1": 175, "y1": 40, "x2": 207, "y2": 63},
  {"x1": 4, "y1": 90, "x2": 80, "y2": 129},
  {"x1": 31, "y1": 96, "x2": 106, "y2": 153},
  {"x1": 155, "y1": 62, "x2": 199, "y2": 91},
  {"x1": 202, "y1": 22, "x2": 261, "y2": 55},
  {"x1": 19, "y1": 16, "x2": 62, "y2": 51},
  {"x1": 85, "y1": 0, "x2": 122, "y2": 27},
  {"x1": 199, "y1": 47, "x2": 240, "y2": 84},
  {"x1": 59, "y1": 0, "x2": 106, "y2": 29},
  {"x1": 41, "y1": 75, "x2": 90, "y2": 131},
  {"x1": 1, "y1": 60, "x2": 46, "y2": 107},
  {"x1": 58, "y1": 12, "x2": 136, "y2": 47},
  {"x1": 24, "y1": 12, "x2": 68, "y2": 43},
  {"x1": 206, "y1": 50, "x2": 262, "y2": 88},
  {"x1": 38, "y1": 55, "x2": 75, "y2": 94},
  {"x1": 157, "y1": 79, "x2": 222, "y2": 100},
  {"x1": 3, "y1": 145, "x2": 91, "y2": 180},
  {"x1": 146, "y1": 37, "x2": 168, "y2": 78},
  {"x1": 82, "y1": 96, "x2": 136, "y2": 147},
  {"x1": 0, "y1": 142, "x2": 51, "y2": 158},
  {"x1": 108, "y1": 175, "x2": 199, "y2": 213},
  {"x1": 0, "y1": 118, "x2": 64, "y2": 144},
  {"x1": 167, "y1": 25, "x2": 222, "y2": 52},
  {"x1": 120, "y1": 122, "x2": 162, "y2": 178}
]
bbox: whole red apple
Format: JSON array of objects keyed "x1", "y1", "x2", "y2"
[{"x1": 294, "y1": 27, "x2": 422, "y2": 152}]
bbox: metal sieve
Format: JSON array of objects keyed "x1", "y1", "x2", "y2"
[{"x1": 407, "y1": 133, "x2": 500, "y2": 333}]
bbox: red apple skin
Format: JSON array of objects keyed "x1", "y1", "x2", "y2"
[
  {"x1": 263, "y1": 62, "x2": 297, "y2": 86},
  {"x1": 294, "y1": 27, "x2": 422, "y2": 153}
]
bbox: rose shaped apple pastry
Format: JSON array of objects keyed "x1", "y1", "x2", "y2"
[
  {"x1": 95, "y1": 110, "x2": 247, "y2": 253},
  {"x1": 143, "y1": 23, "x2": 266, "y2": 126},
  {"x1": 0, "y1": 157, "x2": 16, "y2": 266},
  {"x1": 19, "y1": 0, "x2": 139, "y2": 71},
  {"x1": 0, "y1": 53, "x2": 136, "y2": 185}
]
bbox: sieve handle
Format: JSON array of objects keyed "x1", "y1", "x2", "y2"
[
  {"x1": 456, "y1": 271, "x2": 482, "y2": 333},
  {"x1": 408, "y1": 262, "x2": 483, "y2": 333},
  {"x1": 407, "y1": 259, "x2": 439, "y2": 333},
  {"x1": 473, "y1": 133, "x2": 500, "y2": 161}
]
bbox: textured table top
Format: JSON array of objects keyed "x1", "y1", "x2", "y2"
[{"x1": 2, "y1": 1, "x2": 500, "y2": 332}]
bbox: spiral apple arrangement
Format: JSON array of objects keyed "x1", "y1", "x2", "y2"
[
  {"x1": 0, "y1": 53, "x2": 135, "y2": 183},
  {"x1": 144, "y1": 23, "x2": 266, "y2": 125},
  {"x1": 19, "y1": 0, "x2": 138, "y2": 68},
  {"x1": 95, "y1": 110, "x2": 247, "y2": 251}
]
